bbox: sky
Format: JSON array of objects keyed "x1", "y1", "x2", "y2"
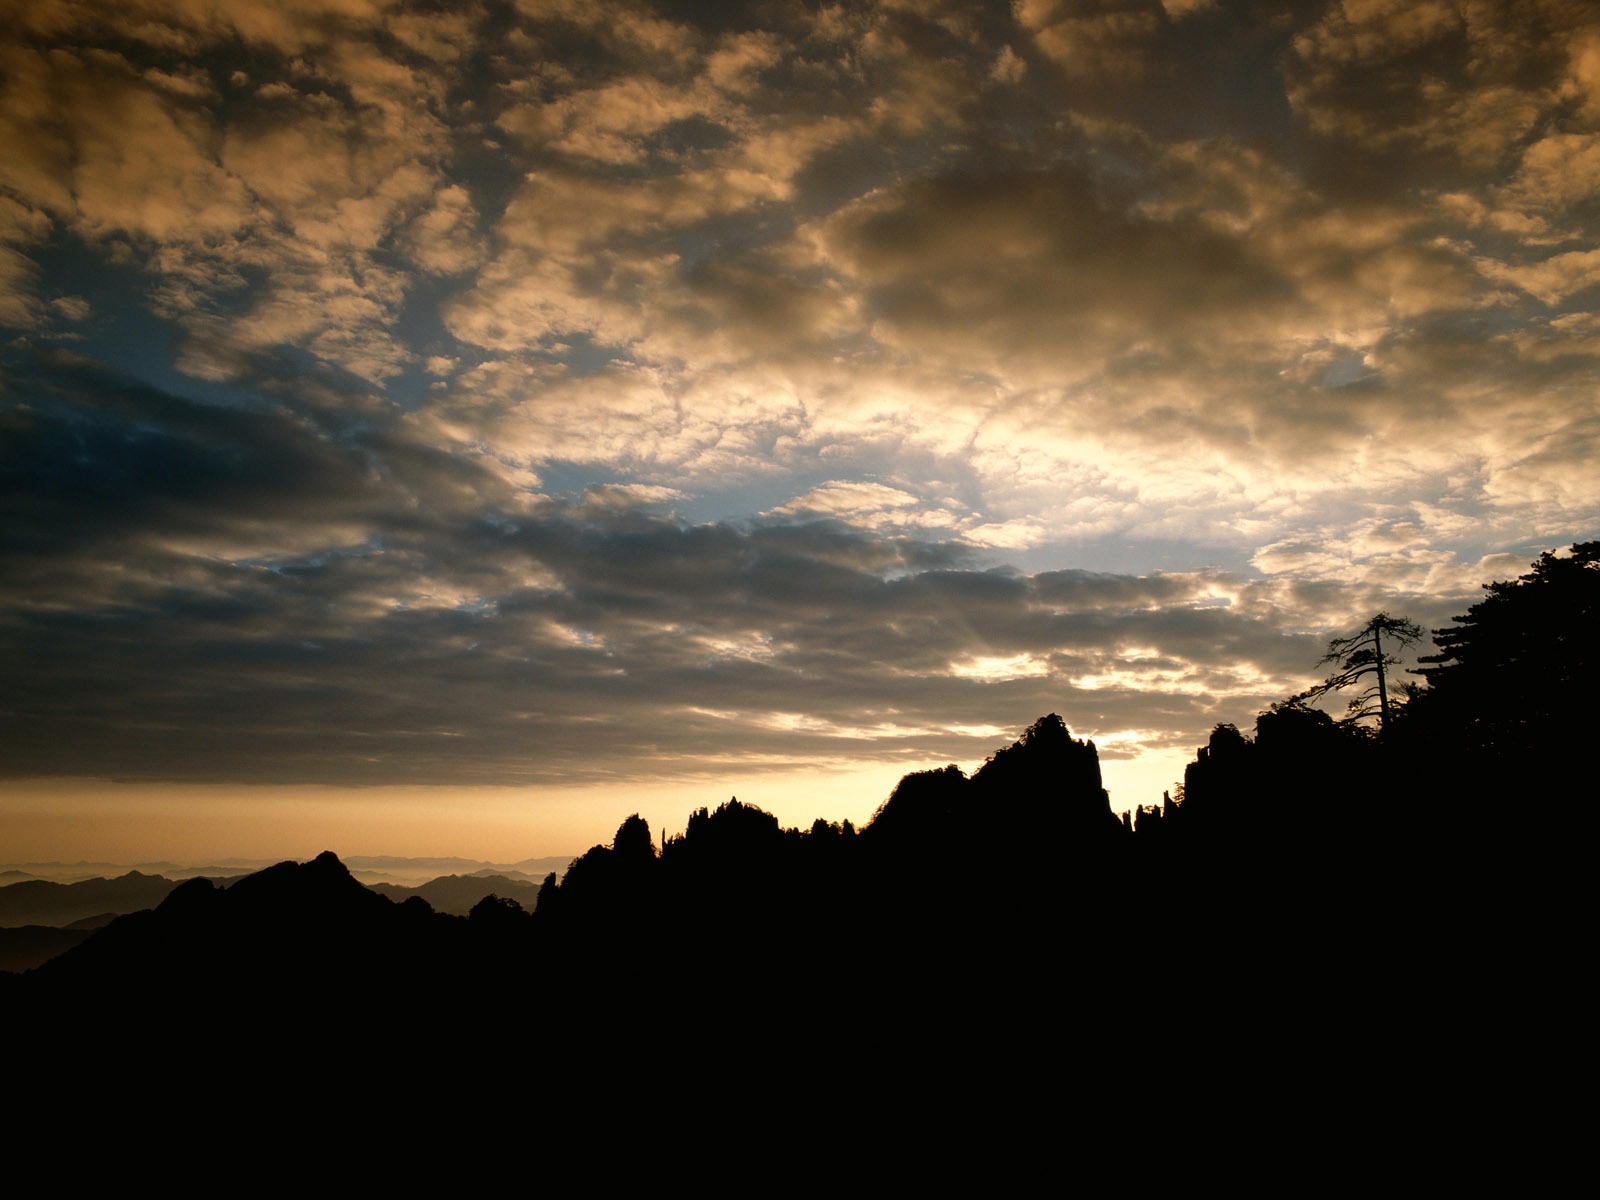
[{"x1": 3, "y1": 0, "x2": 1598, "y2": 864}]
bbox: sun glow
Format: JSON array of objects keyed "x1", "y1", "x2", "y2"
[{"x1": 949, "y1": 653, "x2": 1052, "y2": 680}]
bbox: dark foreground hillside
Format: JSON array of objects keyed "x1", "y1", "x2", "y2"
[
  {"x1": 5, "y1": 714, "x2": 1455, "y2": 1056},
  {"x1": 0, "y1": 719, "x2": 1553, "y2": 1170},
  {"x1": 8, "y1": 546, "x2": 1588, "y2": 1152}
]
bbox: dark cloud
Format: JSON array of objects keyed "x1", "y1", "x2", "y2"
[
  {"x1": 0, "y1": 356, "x2": 1366, "y2": 788},
  {"x1": 1284, "y1": 0, "x2": 1589, "y2": 192},
  {"x1": 829, "y1": 159, "x2": 1298, "y2": 359}
]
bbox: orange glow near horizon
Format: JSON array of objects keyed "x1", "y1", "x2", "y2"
[{"x1": 0, "y1": 750, "x2": 1189, "y2": 867}]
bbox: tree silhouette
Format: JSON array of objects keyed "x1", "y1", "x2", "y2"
[
  {"x1": 612, "y1": 813, "x2": 656, "y2": 864},
  {"x1": 468, "y1": 893, "x2": 529, "y2": 935},
  {"x1": 1302, "y1": 612, "x2": 1423, "y2": 731},
  {"x1": 1412, "y1": 542, "x2": 1599, "y2": 757}
]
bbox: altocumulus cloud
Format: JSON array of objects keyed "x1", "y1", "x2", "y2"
[{"x1": 2, "y1": 0, "x2": 1598, "y2": 800}]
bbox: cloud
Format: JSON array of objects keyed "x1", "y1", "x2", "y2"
[
  {"x1": 2, "y1": 344, "x2": 1509, "y2": 795},
  {"x1": 0, "y1": 46, "x2": 249, "y2": 243},
  {"x1": 820, "y1": 157, "x2": 1298, "y2": 370},
  {"x1": 403, "y1": 185, "x2": 488, "y2": 276},
  {"x1": 1018, "y1": 0, "x2": 1165, "y2": 84},
  {"x1": 772, "y1": 480, "x2": 919, "y2": 517},
  {"x1": 0, "y1": 194, "x2": 51, "y2": 328},
  {"x1": 0, "y1": 3, "x2": 465, "y2": 388},
  {"x1": 1481, "y1": 248, "x2": 1600, "y2": 306},
  {"x1": 3, "y1": 0, "x2": 1598, "y2": 820},
  {"x1": 0, "y1": 353, "x2": 1305, "y2": 784}
]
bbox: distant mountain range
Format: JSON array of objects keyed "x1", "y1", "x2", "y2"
[
  {"x1": 0, "y1": 869, "x2": 215, "y2": 927},
  {"x1": 0, "y1": 854, "x2": 575, "y2": 888},
  {"x1": 368, "y1": 872, "x2": 545, "y2": 915},
  {"x1": 0, "y1": 856, "x2": 570, "y2": 971},
  {"x1": 342, "y1": 855, "x2": 573, "y2": 887}
]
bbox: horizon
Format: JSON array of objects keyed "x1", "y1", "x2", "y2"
[
  {"x1": 4, "y1": 3, "x2": 1596, "y2": 866},
  {"x1": 1, "y1": 715, "x2": 1183, "y2": 864}
]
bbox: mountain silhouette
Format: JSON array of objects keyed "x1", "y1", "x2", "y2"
[
  {"x1": 22, "y1": 851, "x2": 463, "y2": 1008},
  {"x1": 0, "y1": 869, "x2": 189, "y2": 927},
  {"x1": 368, "y1": 872, "x2": 544, "y2": 915},
  {"x1": 16, "y1": 533, "x2": 1594, "y2": 1084}
]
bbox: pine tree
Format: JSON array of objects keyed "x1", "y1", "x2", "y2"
[
  {"x1": 1303, "y1": 612, "x2": 1424, "y2": 731},
  {"x1": 1413, "y1": 543, "x2": 1600, "y2": 755}
]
